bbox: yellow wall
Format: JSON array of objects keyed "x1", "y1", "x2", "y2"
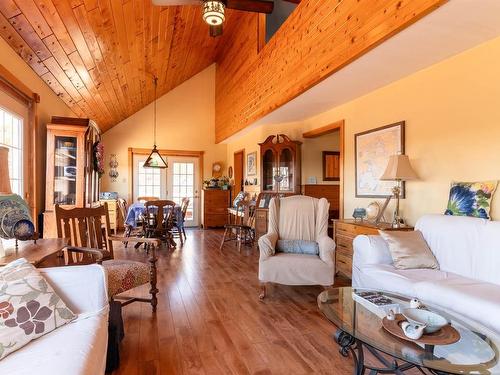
[
  {"x1": 101, "y1": 65, "x2": 227, "y2": 198},
  {"x1": 226, "y1": 125, "x2": 340, "y2": 187},
  {"x1": 0, "y1": 37, "x2": 74, "y2": 216},
  {"x1": 226, "y1": 36, "x2": 500, "y2": 225}
]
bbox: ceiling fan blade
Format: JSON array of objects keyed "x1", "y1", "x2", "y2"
[
  {"x1": 225, "y1": 0, "x2": 274, "y2": 14},
  {"x1": 152, "y1": 0, "x2": 199, "y2": 5},
  {"x1": 209, "y1": 24, "x2": 223, "y2": 37}
]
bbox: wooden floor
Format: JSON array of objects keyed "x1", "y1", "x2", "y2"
[{"x1": 110, "y1": 229, "x2": 354, "y2": 375}]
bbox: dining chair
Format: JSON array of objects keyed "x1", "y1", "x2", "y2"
[
  {"x1": 144, "y1": 199, "x2": 176, "y2": 249},
  {"x1": 54, "y1": 204, "x2": 161, "y2": 311},
  {"x1": 219, "y1": 200, "x2": 256, "y2": 253},
  {"x1": 172, "y1": 197, "x2": 189, "y2": 245},
  {"x1": 118, "y1": 198, "x2": 144, "y2": 248}
]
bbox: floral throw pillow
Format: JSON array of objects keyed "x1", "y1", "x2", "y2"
[
  {"x1": 445, "y1": 181, "x2": 498, "y2": 220},
  {"x1": 0, "y1": 258, "x2": 76, "y2": 360}
]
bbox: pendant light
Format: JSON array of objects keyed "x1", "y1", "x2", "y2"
[{"x1": 144, "y1": 76, "x2": 168, "y2": 169}]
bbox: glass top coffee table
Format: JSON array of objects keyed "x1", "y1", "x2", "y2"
[{"x1": 318, "y1": 287, "x2": 500, "y2": 375}]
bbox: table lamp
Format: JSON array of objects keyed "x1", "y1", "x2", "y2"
[{"x1": 380, "y1": 154, "x2": 418, "y2": 228}]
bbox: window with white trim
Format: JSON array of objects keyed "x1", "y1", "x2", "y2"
[
  {"x1": 0, "y1": 106, "x2": 23, "y2": 196},
  {"x1": 137, "y1": 160, "x2": 161, "y2": 198}
]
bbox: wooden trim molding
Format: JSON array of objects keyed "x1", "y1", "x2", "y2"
[
  {"x1": 127, "y1": 147, "x2": 205, "y2": 203},
  {"x1": 302, "y1": 120, "x2": 345, "y2": 138},
  {"x1": 303, "y1": 120, "x2": 345, "y2": 219},
  {"x1": 0, "y1": 64, "x2": 39, "y2": 226}
]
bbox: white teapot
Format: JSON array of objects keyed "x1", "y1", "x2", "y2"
[{"x1": 401, "y1": 321, "x2": 426, "y2": 340}]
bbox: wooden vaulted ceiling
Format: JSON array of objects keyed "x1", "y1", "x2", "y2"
[{"x1": 0, "y1": 0, "x2": 233, "y2": 132}]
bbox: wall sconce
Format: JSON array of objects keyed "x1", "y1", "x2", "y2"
[{"x1": 109, "y1": 154, "x2": 119, "y2": 182}]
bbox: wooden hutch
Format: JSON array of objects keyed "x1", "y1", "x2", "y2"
[
  {"x1": 255, "y1": 134, "x2": 301, "y2": 239},
  {"x1": 43, "y1": 117, "x2": 101, "y2": 237}
]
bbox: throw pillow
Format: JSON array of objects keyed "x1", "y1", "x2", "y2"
[
  {"x1": 378, "y1": 230, "x2": 439, "y2": 270},
  {"x1": 276, "y1": 240, "x2": 319, "y2": 255},
  {"x1": 0, "y1": 258, "x2": 76, "y2": 360},
  {"x1": 444, "y1": 181, "x2": 498, "y2": 220}
]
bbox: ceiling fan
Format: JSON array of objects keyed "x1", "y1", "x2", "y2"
[{"x1": 152, "y1": 0, "x2": 274, "y2": 37}]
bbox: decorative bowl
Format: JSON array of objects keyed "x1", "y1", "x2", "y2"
[{"x1": 402, "y1": 308, "x2": 449, "y2": 334}]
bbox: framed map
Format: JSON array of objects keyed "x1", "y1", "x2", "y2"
[{"x1": 355, "y1": 122, "x2": 405, "y2": 198}]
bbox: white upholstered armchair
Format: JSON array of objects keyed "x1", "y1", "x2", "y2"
[{"x1": 258, "y1": 195, "x2": 336, "y2": 298}]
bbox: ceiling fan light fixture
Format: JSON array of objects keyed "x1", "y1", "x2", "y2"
[{"x1": 203, "y1": 0, "x2": 225, "y2": 26}]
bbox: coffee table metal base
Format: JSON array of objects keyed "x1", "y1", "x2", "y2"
[{"x1": 334, "y1": 329, "x2": 452, "y2": 375}]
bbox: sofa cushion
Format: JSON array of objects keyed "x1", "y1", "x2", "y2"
[
  {"x1": 0, "y1": 310, "x2": 108, "y2": 375},
  {"x1": 259, "y1": 253, "x2": 333, "y2": 286},
  {"x1": 0, "y1": 259, "x2": 76, "y2": 360},
  {"x1": 415, "y1": 276, "x2": 500, "y2": 334},
  {"x1": 354, "y1": 264, "x2": 460, "y2": 296},
  {"x1": 276, "y1": 239, "x2": 319, "y2": 255},
  {"x1": 379, "y1": 230, "x2": 439, "y2": 270},
  {"x1": 415, "y1": 215, "x2": 500, "y2": 285},
  {"x1": 444, "y1": 181, "x2": 497, "y2": 220}
]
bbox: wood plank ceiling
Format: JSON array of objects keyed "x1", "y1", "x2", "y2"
[{"x1": 0, "y1": 0, "x2": 228, "y2": 132}]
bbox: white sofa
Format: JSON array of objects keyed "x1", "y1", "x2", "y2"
[
  {"x1": 353, "y1": 214, "x2": 500, "y2": 334},
  {"x1": 0, "y1": 265, "x2": 109, "y2": 375}
]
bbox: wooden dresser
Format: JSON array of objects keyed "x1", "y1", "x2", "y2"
[
  {"x1": 202, "y1": 189, "x2": 230, "y2": 228},
  {"x1": 333, "y1": 219, "x2": 414, "y2": 279}
]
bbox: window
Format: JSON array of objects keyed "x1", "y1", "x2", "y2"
[
  {"x1": 0, "y1": 106, "x2": 23, "y2": 196},
  {"x1": 137, "y1": 160, "x2": 161, "y2": 198}
]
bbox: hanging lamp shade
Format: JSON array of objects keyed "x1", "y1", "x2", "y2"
[
  {"x1": 144, "y1": 145, "x2": 167, "y2": 168},
  {"x1": 144, "y1": 76, "x2": 167, "y2": 169}
]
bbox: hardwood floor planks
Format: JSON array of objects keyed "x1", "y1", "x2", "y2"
[{"x1": 111, "y1": 229, "x2": 354, "y2": 375}]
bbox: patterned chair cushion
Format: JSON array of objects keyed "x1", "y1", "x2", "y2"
[{"x1": 103, "y1": 260, "x2": 150, "y2": 297}]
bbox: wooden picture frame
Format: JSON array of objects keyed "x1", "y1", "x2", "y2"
[
  {"x1": 355, "y1": 121, "x2": 405, "y2": 198},
  {"x1": 322, "y1": 151, "x2": 340, "y2": 181},
  {"x1": 247, "y1": 151, "x2": 257, "y2": 176}
]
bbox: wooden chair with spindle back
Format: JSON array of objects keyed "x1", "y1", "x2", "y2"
[
  {"x1": 55, "y1": 203, "x2": 161, "y2": 311},
  {"x1": 144, "y1": 199, "x2": 176, "y2": 249},
  {"x1": 219, "y1": 200, "x2": 256, "y2": 253},
  {"x1": 118, "y1": 198, "x2": 144, "y2": 248},
  {"x1": 171, "y1": 197, "x2": 189, "y2": 245}
]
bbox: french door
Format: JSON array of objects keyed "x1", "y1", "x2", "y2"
[
  {"x1": 167, "y1": 156, "x2": 200, "y2": 227},
  {"x1": 132, "y1": 154, "x2": 167, "y2": 201}
]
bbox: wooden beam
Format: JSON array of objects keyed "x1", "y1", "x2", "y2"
[{"x1": 302, "y1": 120, "x2": 345, "y2": 139}]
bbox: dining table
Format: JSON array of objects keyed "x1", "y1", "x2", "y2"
[{"x1": 125, "y1": 202, "x2": 183, "y2": 228}]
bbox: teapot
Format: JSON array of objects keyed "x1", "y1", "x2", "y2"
[{"x1": 401, "y1": 321, "x2": 426, "y2": 340}]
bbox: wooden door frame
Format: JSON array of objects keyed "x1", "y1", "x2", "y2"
[
  {"x1": 128, "y1": 147, "x2": 204, "y2": 204},
  {"x1": 233, "y1": 148, "x2": 245, "y2": 194},
  {"x1": 0, "y1": 64, "x2": 39, "y2": 226},
  {"x1": 302, "y1": 119, "x2": 345, "y2": 219}
]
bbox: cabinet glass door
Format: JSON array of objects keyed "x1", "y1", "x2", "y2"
[
  {"x1": 53, "y1": 136, "x2": 78, "y2": 205},
  {"x1": 278, "y1": 148, "x2": 293, "y2": 192},
  {"x1": 262, "y1": 149, "x2": 276, "y2": 191}
]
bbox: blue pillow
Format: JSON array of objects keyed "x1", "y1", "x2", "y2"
[
  {"x1": 276, "y1": 240, "x2": 319, "y2": 255},
  {"x1": 233, "y1": 191, "x2": 246, "y2": 208}
]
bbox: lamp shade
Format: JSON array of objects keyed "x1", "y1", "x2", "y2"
[
  {"x1": 380, "y1": 154, "x2": 418, "y2": 181},
  {"x1": 143, "y1": 145, "x2": 167, "y2": 169},
  {"x1": 0, "y1": 146, "x2": 12, "y2": 194}
]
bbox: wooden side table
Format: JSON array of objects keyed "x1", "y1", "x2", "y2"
[
  {"x1": 0, "y1": 238, "x2": 67, "y2": 266},
  {"x1": 333, "y1": 219, "x2": 413, "y2": 279}
]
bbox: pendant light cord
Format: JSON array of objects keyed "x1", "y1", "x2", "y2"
[{"x1": 153, "y1": 76, "x2": 158, "y2": 146}]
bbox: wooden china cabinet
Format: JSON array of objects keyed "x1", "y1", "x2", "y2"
[
  {"x1": 255, "y1": 134, "x2": 302, "y2": 239},
  {"x1": 43, "y1": 117, "x2": 101, "y2": 237}
]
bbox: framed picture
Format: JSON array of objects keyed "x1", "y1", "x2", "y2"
[
  {"x1": 247, "y1": 151, "x2": 257, "y2": 176},
  {"x1": 322, "y1": 151, "x2": 340, "y2": 181},
  {"x1": 355, "y1": 121, "x2": 405, "y2": 198}
]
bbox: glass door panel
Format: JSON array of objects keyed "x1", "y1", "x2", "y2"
[
  {"x1": 53, "y1": 136, "x2": 77, "y2": 205},
  {"x1": 167, "y1": 157, "x2": 200, "y2": 227},
  {"x1": 278, "y1": 148, "x2": 293, "y2": 192},
  {"x1": 262, "y1": 149, "x2": 276, "y2": 191}
]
